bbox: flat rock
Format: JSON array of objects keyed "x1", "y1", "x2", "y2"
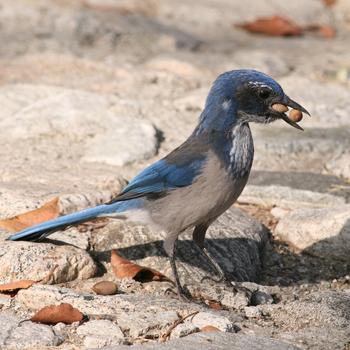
[
  {"x1": 77, "y1": 320, "x2": 125, "y2": 348},
  {"x1": 0, "y1": 241, "x2": 97, "y2": 283},
  {"x1": 100, "y1": 332, "x2": 301, "y2": 350},
  {"x1": 274, "y1": 205, "x2": 350, "y2": 259},
  {"x1": 0, "y1": 84, "x2": 158, "y2": 166},
  {"x1": 239, "y1": 184, "x2": 345, "y2": 209}
]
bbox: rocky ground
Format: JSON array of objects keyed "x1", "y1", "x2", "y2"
[{"x1": 0, "y1": 0, "x2": 350, "y2": 349}]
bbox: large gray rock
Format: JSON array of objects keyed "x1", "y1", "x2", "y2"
[
  {"x1": 0, "y1": 241, "x2": 97, "y2": 283},
  {"x1": 92, "y1": 207, "x2": 269, "y2": 283},
  {"x1": 0, "y1": 312, "x2": 62, "y2": 349},
  {"x1": 274, "y1": 205, "x2": 350, "y2": 259}
]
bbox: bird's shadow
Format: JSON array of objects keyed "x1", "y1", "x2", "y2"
[{"x1": 42, "y1": 219, "x2": 350, "y2": 287}]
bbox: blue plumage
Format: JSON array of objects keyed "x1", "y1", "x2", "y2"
[{"x1": 6, "y1": 69, "x2": 309, "y2": 300}]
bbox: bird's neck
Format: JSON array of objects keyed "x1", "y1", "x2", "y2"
[{"x1": 196, "y1": 122, "x2": 254, "y2": 179}]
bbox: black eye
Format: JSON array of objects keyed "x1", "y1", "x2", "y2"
[{"x1": 258, "y1": 88, "x2": 271, "y2": 99}]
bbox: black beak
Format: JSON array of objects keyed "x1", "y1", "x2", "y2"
[
  {"x1": 279, "y1": 95, "x2": 310, "y2": 131},
  {"x1": 284, "y1": 95, "x2": 310, "y2": 116}
]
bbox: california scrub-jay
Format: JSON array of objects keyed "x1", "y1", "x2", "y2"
[{"x1": 7, "y1": 69, "x2": 309, "y2": 299}]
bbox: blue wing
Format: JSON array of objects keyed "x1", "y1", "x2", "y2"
[{"x1": 109, "y1": 144, "x2": 208, "y2": 202}]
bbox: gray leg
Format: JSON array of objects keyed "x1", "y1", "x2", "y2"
[
  {"x1": 163, "y1": 233, "x2": 190, "y2": 301},
  {"x1": 192, "y1": 224, "x2": 226, "y2": 283}
]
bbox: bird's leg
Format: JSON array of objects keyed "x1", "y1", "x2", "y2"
[
  {"x1": 192, "y1": 224, "x2": 226, "y2": 283},
  {"x1": 163, "y1": 234, "x2": 191, "y2": 301}
]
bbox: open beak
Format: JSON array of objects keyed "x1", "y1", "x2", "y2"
[{"x1": 272, "y1": 95, "x2": 310, "y2": 131}]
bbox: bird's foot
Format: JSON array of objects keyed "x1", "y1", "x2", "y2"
[
  {"x1": 231, "y1": 281, "x2": 253, "y2": 297},
  {"x1": 200, "y1": 274, "x2": 225, "y2": 284},
  {"x1": 164, "y1": 286, "x2": 192, "y2": 302}
]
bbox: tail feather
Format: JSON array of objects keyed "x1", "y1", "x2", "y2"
[{"x1": 6, "y1": 203, "x2": 120, "y2": 242}]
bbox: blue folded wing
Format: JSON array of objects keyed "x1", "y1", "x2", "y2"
[{"x1": 109, "y1": 156, "x2": 206, "y2": 202}]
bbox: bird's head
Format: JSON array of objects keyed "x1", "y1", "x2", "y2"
[{"x1": 199, "y1": 69, "x2": 309, "y2": 132}]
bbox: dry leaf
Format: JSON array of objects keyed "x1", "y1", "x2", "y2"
[
  {"x1": 111, "y1": 250, "x2": 171, "y2": 283},
  {"x1": 92, "y1": 281, "x2": 118, "y2": 295},
  {"x1": 236, "y1": 16, "x2": 303, "y2": 36},
  {"x1": 305, "y1": 24, "x2": 336, "y2": 39},
  {"x1": 208, "y1": 300, "x2": 223, "y2": 310},
  {"x1": 0, "y1": 280, "x2": 35, "y2": 295},
  {"x1": 0, "y1": 197, "x2": 60, "y2": 232},
  {"x1": 317, "y1": 25, "x2": 336, "y2": 38},
  {"x1": 31, "y1": 303, "x2": 83, "y2": 325},
  {"x1": 323, "y1": 0, "x2": 337, "y2": 6},
  {"x1": 201, "y1": 325, "x2": 221, "y2": 333}
]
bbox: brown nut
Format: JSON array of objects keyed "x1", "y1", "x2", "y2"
[
  {"x1": 289, "y1": 109, "x2": 303, "y2": 122},
  {"x1": 92, "y1": 281, "x2": 118, "y2": 295},
  {"x1": 271, "y1": 103, "x2": 288, "y2": 113}
]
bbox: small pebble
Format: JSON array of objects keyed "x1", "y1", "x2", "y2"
[
  {"x1": 250, "y1": 290, "x2": 273, "y2": 306},
  {"x1": 92, "y1": 281, "x2": 118, "y2": 295}
]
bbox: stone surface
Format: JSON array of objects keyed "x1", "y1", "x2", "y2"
[
  {"x1": 239, "y1": 185, "x2": 345, "y2": 209},
  {"x1": 191, "y1": 312, "x2": 236, "y2": 333},
  {"x1": 16, "y1": 285, "x2": 200, "y2": 338},
  {"x1": 169, "y1": 322, "x2": 200, "y2": 339},
  {"x1": 0, "y1": 312, "x2": 62, "y2": 348},
  {"x1": 0, "y1": 241, "x2": 97, "y2": 283},
  {"x1": 325, "y1": 152, "x2": 350, "y2": 181},
  {"x1": 1, "y1": 0, "x2": 350, "y2": 349},
  {"x1": 77, "y1": 320, "x2": 125, "y2": 348},
  {"x1": 275, "y1": 205, "x2": 350, "y2": 259},
  {"x1": 92, "y1": 207, "x2": 268, "y2": 284},
  {"x1": 100, "y1": 332, "x2": 301, "y2": 350},
  {"x1": 0, "y1": 84, "x2": 158, "y2": 167}
]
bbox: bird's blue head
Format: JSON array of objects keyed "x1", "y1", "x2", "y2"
[{"x1": 197, "y1": 69, "x2": 309, "y2": 133}]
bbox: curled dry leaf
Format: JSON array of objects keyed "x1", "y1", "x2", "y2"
[
  {"x1": 92, "y1": 281, "x2": 118, "y2": 295},
  {"x1": 31, "y1": 303, "x2": 83, "y2": 325},
  {"x1": 235, "y1": 16, "x2": 303, "y2": 37},
  {"x1": 323, "y1": 0, "x2": 337, "y2": 6},
  {"x1": 0, "y1": 280, "x2": 35, "y2": 295},
  {"x1": 207, "y1": 300, "x2": 224, "y2": 310},
  {"x1": 0, "y1": 197, "x2": 60, "y2": 232},
  {"x1": 201, "y1": 325, "x2": 221, "y2": 333},
  {"x1": 111, "y1": 250, "x2": 172, "y2": 283}
]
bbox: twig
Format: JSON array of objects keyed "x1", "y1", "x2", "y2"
[{"x1": 159, "y1": 310, "x2": 199, "y2": 342}]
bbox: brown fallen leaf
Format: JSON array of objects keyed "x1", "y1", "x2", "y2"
[
  {"x1": 0, "y1": 280, "x2": 35, "y2": 295},
  {"x1": 111, "y1": 250, "x2": 172, "y2": 283},
  {"x1": 207, "y1": 300, "x2": 224, "y2": 310},
  {"x1": 31, "y1": 303, "x2": 83, "y2": 325},
  {"x1": 0, "y1": 197, "x2": 60, "y2": 232},
  {"x1": 323, "y1": 0, "x2": 337, "y2": 6},
  {"x1": 201, "y1": 325, "x2": 221, "y2": 333},
  {"x1": 304, "y1": 24, "x2": 336, "y2": 39},
  {"x1": 235, "y1": 16, "x2": 303, "y2": 37}
]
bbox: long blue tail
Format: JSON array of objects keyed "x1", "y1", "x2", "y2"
[{"x1": 6, "y1": 202, "x2": 128, "y2": 242}]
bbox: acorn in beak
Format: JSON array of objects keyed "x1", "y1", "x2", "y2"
[{"x1": 271, "y1": 96, "x2": 310, "y2": 130}]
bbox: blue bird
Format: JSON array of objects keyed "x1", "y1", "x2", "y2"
[{"x1": 7, "y1": 69, "x2": 309, "y2": 299}]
